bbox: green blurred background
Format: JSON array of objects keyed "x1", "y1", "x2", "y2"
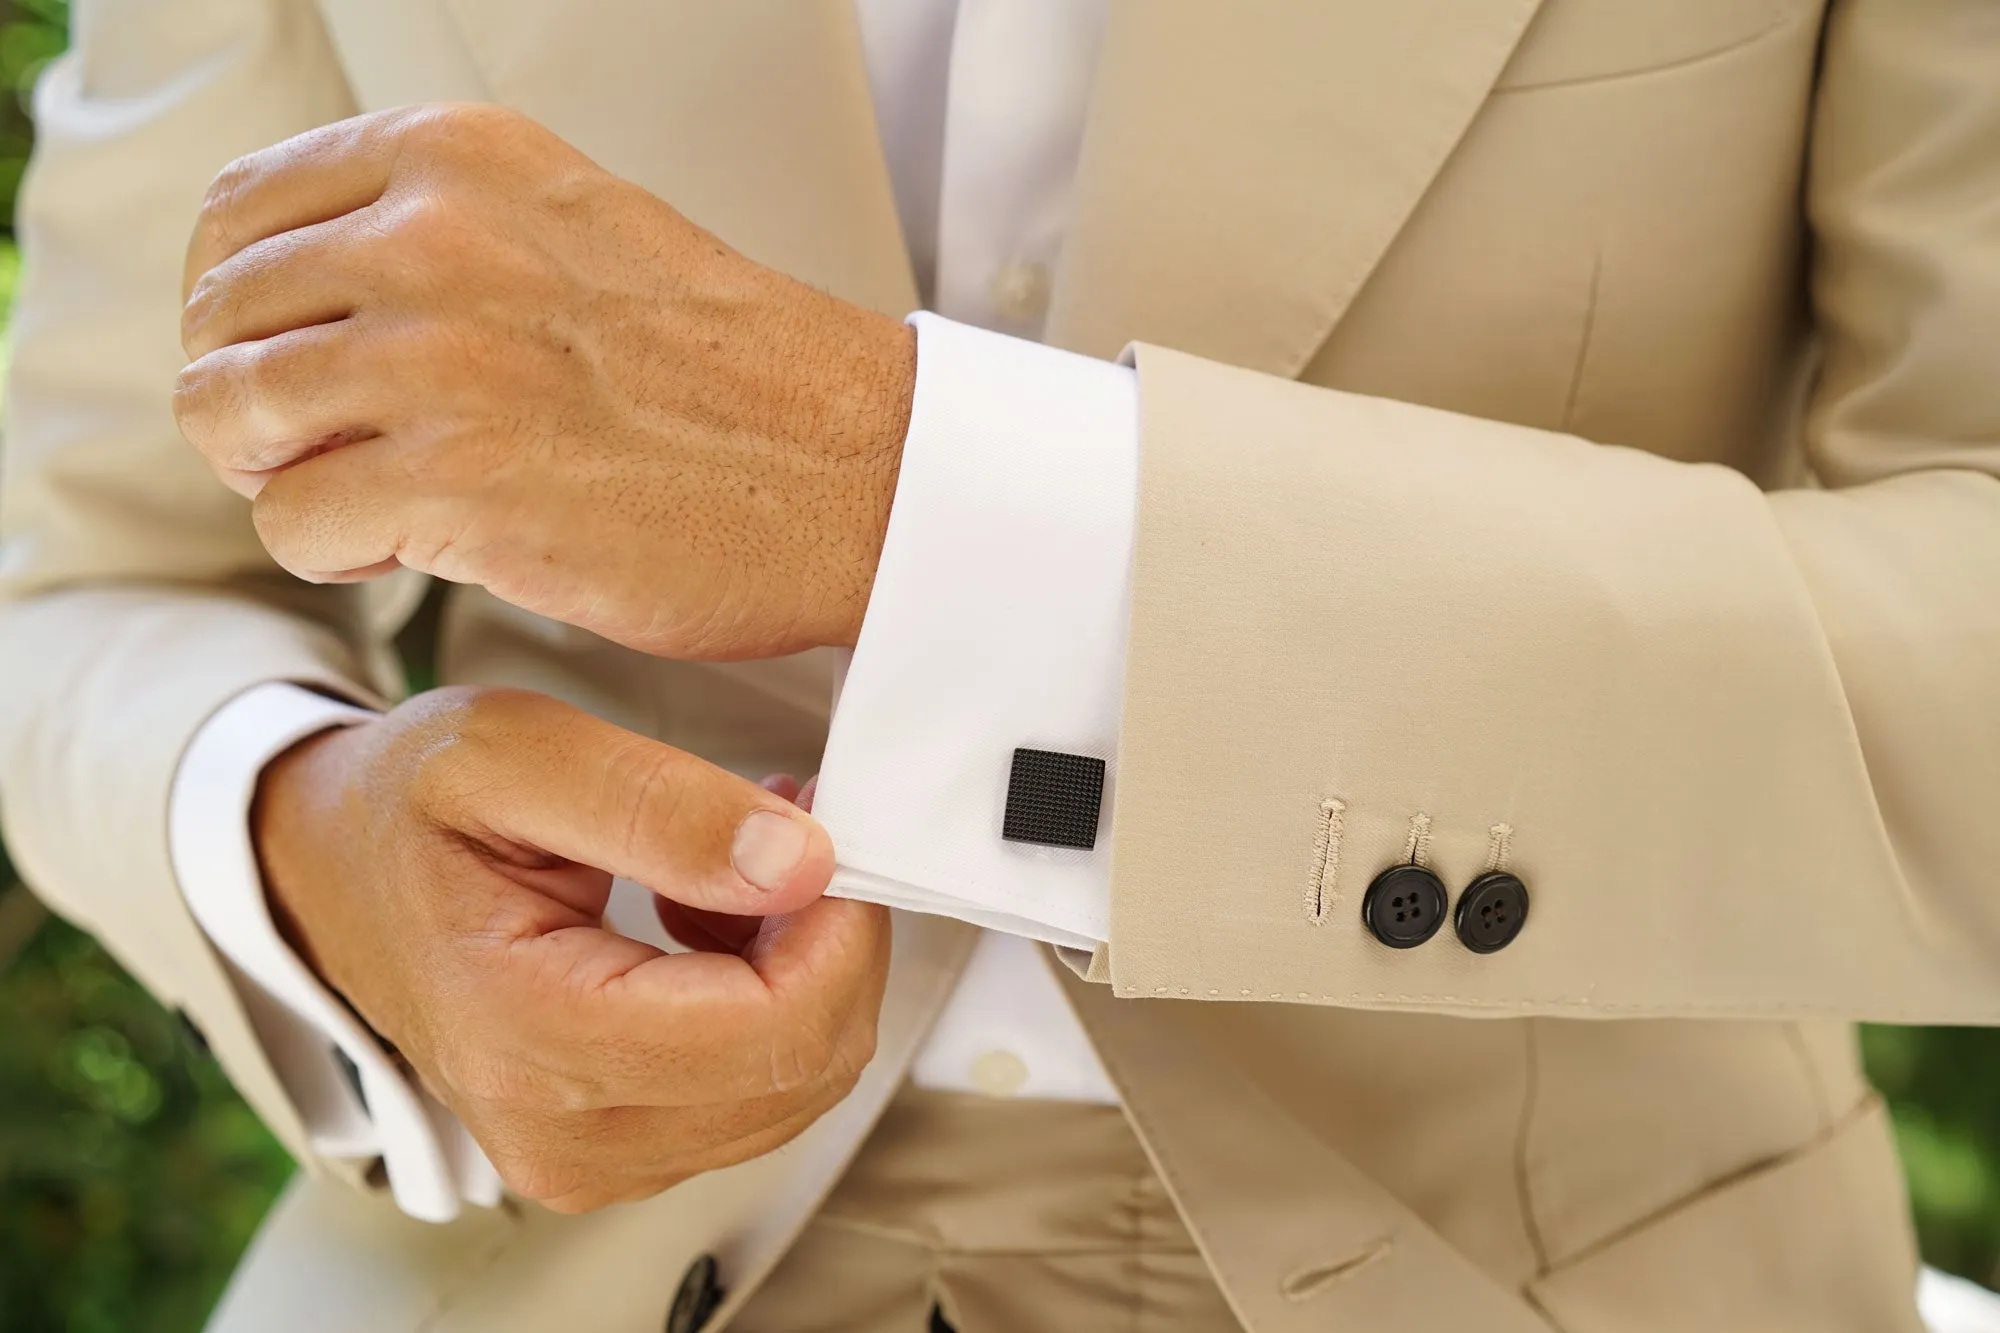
[{"x1": 0, "y1": 1, "x2": 1996, "y2": 1329}]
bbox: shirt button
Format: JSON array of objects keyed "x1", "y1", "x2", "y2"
[
  {"x1": 969, "y1": 1049, "x2": 1029, "y2": 1097},
  {"x1": 989, "y1": 261, "x2": 1051, "y2": 323}
]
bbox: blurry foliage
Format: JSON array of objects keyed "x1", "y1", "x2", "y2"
[
  {"x1": 0, "y1": 0, "x2": 1997, "y2": 1330},
  {"x1": 0, "y1": 12, "x2": 293, "y2": 1332},
  {"x1": 1865, "y1": 1024, "x2": 2000, "y2": 1284},
  {"x1": 0, "y1": 905, "x2": 293, "y2": 1333},
  {"x1": 0, "y1": 0, "x2": 65, "y2": 236}
]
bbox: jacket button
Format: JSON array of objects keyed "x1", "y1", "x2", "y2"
[
  {"x1": 1362, "y1": 865, "x2": 1447, "y2": 948},
  {"x1": 1456, "y1": 871, "x2": 1530, "y2": 953},
  {"x1": 666, "y1": 1254, "x2": 724, "y2": 1333}
]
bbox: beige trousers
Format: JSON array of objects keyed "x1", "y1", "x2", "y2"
[
  {"x1": 206, "y1": 1087, "x2": 1241, "y2": 1332},
  {"x1": 734, "y1": 1089, "x2": 1241, "y2": 1333}
]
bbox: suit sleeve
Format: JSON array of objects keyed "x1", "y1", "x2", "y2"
[
  {"x1": 1101, "y1": 0, "x2": 2000, "y2": 1022},
  {"x1": 0, "y1": 0, "x2": 390, "y2": 1169}
]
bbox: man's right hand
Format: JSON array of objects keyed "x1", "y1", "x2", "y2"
[{"x1": 252, "y1": 685, "x2": 888, "y2": 1214}]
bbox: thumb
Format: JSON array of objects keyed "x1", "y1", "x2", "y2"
[{"x1": 440, "y1": 690, "x2": 836, "y2": 915}]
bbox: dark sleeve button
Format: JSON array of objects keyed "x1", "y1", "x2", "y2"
[
  {"x1": 666, "y1": 1254, "x2": 724, "y2": 1333},
  {"x1": 1362, "y1": 864, "x2": 1447, "y2": 948},
  {"x1": 1455, "y1": 871, "x2": 1530, "y2": 953}
]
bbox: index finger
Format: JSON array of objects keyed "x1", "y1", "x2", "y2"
[{"x1": 183, "y1": 107, "x2": 417, "y2": 299}]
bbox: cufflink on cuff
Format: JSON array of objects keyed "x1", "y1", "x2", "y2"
[{"x1": 1002, "y1": 748, "x2": 1106, "y2": 850}]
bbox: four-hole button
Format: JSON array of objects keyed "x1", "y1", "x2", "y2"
[
  {"x1": 1455, "y1": 871, "x2": 1530, "y2": 954},
  {"x1": 1362, "y1": 864, "x2": 1448, "y2": 948}
]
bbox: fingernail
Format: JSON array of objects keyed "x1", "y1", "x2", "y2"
[{"x1": 732, "y1": 810, "x2": 811, "y2": 893}]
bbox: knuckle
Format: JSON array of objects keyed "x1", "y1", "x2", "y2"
[
  {"x1": 447, "y1": 1044, "x2": 607, "y2": 1117},
  {"x1": 602, "y1": 740, "x2": 689, "y2": 866},
  {"x1": 542, "y1": 1072, "x2": 609, "y2": 1116},
  {"x1": 389, "y1": 685, "x2": 564, "y2": 813},
  {"x1": 833, "y1": 1017, "x2": 878, "y2": 1086},
  {"x1": 394, "y1": 688, "x2": 497, "y2": 789},
  {"x1": 198, "y1": 155, "x2": 258, "y2": 243},
  {"x1": 425, "y1": 685, "x2": 534, "y2": 756},
  {"x1": 406, "y1": 102, "x2": 526, "y2": 157},
  {"x1": 234, "y1": 338, "x2": 290, "y2": 401},
  {"x1": 386, "y1": 192, "x2": 458, "y2": 257},
  {"x1": 765, "y1": 1016, "x2": 838, "y2": 1095},
  {"x1": 179, "y1": 273, "x2": 230, "y2": 352},
  {"x1": 401, "y1": 683, "x2": 493, "y2": 730},
  {"x1": 249, "y1": 480, "x2": 317, "y2": 569},
  {"x1": 466, "y1": 686, "x2": 557, "y2": 740},
  {"x1": 699, "y1": 1107, "x2": 818, "y2": 1175},
  {"x1": 535, "y1": 1191, "x2": 603, "y2": 1217},
  {"x1": 378, "y1": 192, "x2": 483, "y2": 283},
  {"x1": 170, "y1": 362, "x2": 222, "y2": 445},
  {"x1": 486, "y1": 1141, "x2": 585, "y2": 1205},
  {"x1": 173, "y1": 347, "x2": 269, "y2": 467}
]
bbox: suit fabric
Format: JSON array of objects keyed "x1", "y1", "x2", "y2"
[{"x1": 6, "y1": 0, "x2": 1994, "y2": 1327}]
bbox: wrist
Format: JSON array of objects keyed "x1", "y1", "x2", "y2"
[
  {"x1": 251, "y1": 721, "x2": 365, "y2": 988},
  {"x1": 802, "y1": 306, "x2": 916, "y2": 649}
]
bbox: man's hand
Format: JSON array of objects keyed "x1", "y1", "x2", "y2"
[
  {"x1": 255, "y1": 686, "x2": 889, "y2": 1213},
  {"x1": 176, "y1": 104, "x2": 916, "y2": 659}
]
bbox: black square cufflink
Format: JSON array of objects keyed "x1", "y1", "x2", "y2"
[{"x1": 1002, "y1": 748, "x2": 1106, "y2": 850}]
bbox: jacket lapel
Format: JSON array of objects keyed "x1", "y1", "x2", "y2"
[
  {"x1": 343, "y1": 0, "x2": 1544, "y2": 373},
  {"x1": 1045, "y1": 0, "x2": 1548, "y2": 376},
  {"x1": 437, "y1": 0, "x2": 919, "y2": 316}
]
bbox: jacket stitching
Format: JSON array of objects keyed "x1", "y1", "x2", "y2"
[
  {"x1": 1403, "y1": 813, "x2": 1434, "y2": 868},
  {"x1": 1306, "y1": 798, "x2": 1346, "y2": 924},
  {"x1": 1115, "y1": 987, "x2": 1956, "y2": 1021}
]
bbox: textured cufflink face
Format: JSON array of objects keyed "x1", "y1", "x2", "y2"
[{"x1": 1003, "y1": 748, "x2": 1106, "y2": 850}]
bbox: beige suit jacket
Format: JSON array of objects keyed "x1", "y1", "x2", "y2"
[{"x1": 6, "y1": 0, "x2": 1993, "y2": 1327}]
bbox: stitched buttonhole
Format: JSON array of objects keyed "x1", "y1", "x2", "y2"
[
  {"x1": 1306, "y1": 798, "x2": 1346, "y2": 924},
  {"x1": 1403, "y1": 813, "x2": 1433, "y2": 868}
]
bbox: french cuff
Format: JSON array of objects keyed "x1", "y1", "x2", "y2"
[
  {"x1": 169, "y1": 681, "x2": 501, "y2": 1223},
  {"x1": 815, "y1": 313, "x2": 1136, "y2": 952}
]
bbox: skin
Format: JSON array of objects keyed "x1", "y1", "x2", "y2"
[
  {"x1": 255, "y1": 688, "x2": 889, "y2": 1215},
  {"x1": 175, "y1": 105, "x2": 920, "y2": 1212},
  {"x1": 175, "y1": 102, "x2": 917, "y2": 660}
]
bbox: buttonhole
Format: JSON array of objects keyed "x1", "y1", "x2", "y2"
[{"x1": 1281, "y1": 1238, "x2": 1393, "y2": 1302}]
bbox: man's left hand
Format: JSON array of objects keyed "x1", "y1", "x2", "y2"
[{"x1": 176, "y1": 104, "x2": 916, "y2": 660}]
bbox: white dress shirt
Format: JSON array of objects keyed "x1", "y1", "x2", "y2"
[{"x1": 169, "y1": 0, "x2": 1136, "y2": 1221}]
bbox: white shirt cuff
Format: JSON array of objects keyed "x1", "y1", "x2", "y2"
[
  {"x1": 815, "y1": 312, "x2": 1136, "y2": 951},
  {"x1": 168, "y1": 681, "x2": 500, "y2": 1222}
]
